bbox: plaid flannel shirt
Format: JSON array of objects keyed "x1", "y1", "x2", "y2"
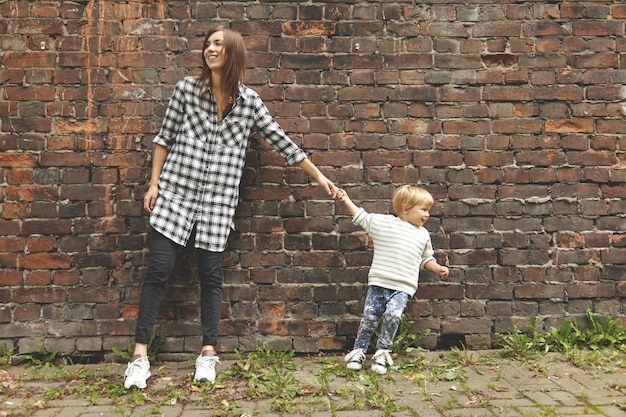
[{"x1": 150, "y1": 76, "x2": 307, "y2": 252}]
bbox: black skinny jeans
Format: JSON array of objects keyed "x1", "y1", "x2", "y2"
[{"x1": 135, "y1": 228, "x2": 223, "y2": 347}]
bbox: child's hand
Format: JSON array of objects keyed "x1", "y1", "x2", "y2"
[
  {"x1": 438, "y1": 266, "x2": 449, "y2": 279},
  {"x1": 335, "y1": 188, "x2": 346, "y2": 201}
]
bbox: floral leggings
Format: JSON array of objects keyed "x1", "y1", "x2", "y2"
[{"x1": 353, "y1": 285, "x2": 410, "y2": 352}]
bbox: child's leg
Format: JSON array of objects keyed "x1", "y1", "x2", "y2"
[
  {"x1": 353, "y1": 286, "x2": 386, "y2": 350},
  {"x1": 376, "y1": 291, "x2": 409, "y2": 350}
]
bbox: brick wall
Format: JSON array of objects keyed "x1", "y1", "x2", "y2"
[{"x1": 1, "y1": 1, "x2": 625, "y2": 357}]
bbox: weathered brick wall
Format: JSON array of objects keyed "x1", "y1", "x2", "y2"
[{"x1": 1, "y1": 1, "x2": 625, "y2": 357}]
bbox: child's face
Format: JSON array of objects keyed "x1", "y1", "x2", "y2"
[{"x1": 400, "y1": 203, "x2": 431, "y2": 227}]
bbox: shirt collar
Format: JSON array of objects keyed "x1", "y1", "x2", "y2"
[{"x1": 237, "y1": 84, "x2": 250, "y2": 101}]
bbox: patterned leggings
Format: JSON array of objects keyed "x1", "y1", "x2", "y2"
[{"x1": 353, "y1": 285, "x2": 409, "y2": 352}]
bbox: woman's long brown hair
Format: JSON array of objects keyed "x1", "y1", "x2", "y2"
[{"x1": 198, "y1": 25, "x2": 247, "y2": 111}]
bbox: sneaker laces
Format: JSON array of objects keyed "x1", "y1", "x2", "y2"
[
  {"x1": 197, "y1": 355, "x2": 220, "y2": 369},
  {"x1": 345, "y1": 348, "x2": 365, "y2": 363},
  {"x1": 125, "y1": 357, "x2": 148, "y2": 378},
  {"x1": 372, "y1": 350, "x2": 393, "y2": 366}
]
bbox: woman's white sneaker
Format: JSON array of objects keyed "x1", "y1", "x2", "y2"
[
  {"x1": 124, "y1": 356, "x2": 151, "y2": 389},
  {"x1": 194, "y1": 352, "x2": 219, "y2": 383}
]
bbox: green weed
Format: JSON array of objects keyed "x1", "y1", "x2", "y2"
[
  {"x1": 499, "y1": 309, "x2": 626, "y2": 367},
  {"x1": 538, "y1": 405, "x2": 559, "y2": 416},
  {"x1": 437, "y1": 394, "x2": 460, "y2": 411},
  {"x1": 430, "y1": 363, "x2": 467, "y2": 383},
  {"x1": 226, "y1": 343, "x2": 299, "y2": 413},
  {"x1": 112, "y1": 331, "x2": 165, "y2": 363},
  {"x1": 213, "y1": 399, "x2": 243, "y2": 417},
  {"x1": 352, "y1": 373, "x2": 402, "y2": 416},
  {"x1": 14, "y1": 344, "x2": 61, "y2": 366},
  {"x1": 0, "y1": 342, "x2": 14, "y2": 366},
  {"x1": 43, "y1": 386, "x2": 65, "y2": 400},
  {"x1": 499, "y1": 316, "x2": 548, "y2": 358},
  {"x1": 371, "y1": 315, "x2": 430, "y2": 354}
]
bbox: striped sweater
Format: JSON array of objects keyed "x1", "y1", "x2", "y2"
[{"x1": 352, "y1": 207, "x2": 436, "y2": 296}]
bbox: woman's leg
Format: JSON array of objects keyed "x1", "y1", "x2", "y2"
[
  {"x1": 193, "y1": 249, "x2": 223, "y2": 383},
  {"x1": 134, "y1": 229, "x2": 179, "y2": 349},
  {"x1": 125, "y1": 229, "x2": 179, "y2": 389},
  {"x1": 197, "y1": 249, "x2": 223, "y2": 350}
]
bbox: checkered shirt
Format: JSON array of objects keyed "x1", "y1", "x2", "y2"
[{"x1": 150, "y1": 76, "x2": 307, "y2": 252}]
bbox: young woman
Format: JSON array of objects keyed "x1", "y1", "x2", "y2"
[{"x1": 123, "y1": 26, "x2": 337, "y2": 389}]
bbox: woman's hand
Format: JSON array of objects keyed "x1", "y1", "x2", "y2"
[
  {"x1": 143, "y1": 184, "x2": 159, "y2": 214},
  {"x1": 317, "y1": 175, "x2": 338, "y2": 199},
  {"x1": 294, "y1": 158, "x2": 338, "y2": 199}
]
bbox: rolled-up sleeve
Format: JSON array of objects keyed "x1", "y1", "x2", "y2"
[
  {"x1": 153, "y1": 80, "x2": 187, "y2": 149},
  {"x1": 420, "y1": 239, "x2": 436, "y2": 269}
]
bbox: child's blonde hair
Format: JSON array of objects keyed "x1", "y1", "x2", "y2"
[{"x1": 392, "y1": 185, "x2": 434, "y2": 215}]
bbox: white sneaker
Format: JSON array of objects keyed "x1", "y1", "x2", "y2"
[
  {"x1": 194, "y1": 353, "x2": 219, "y2": 383},
  {"x1": 124, "y1": 356, "x2": 151, "y2": 389},
  {"x1": 344, "y1": 348, "x2": 366, "y2": 370},
  {"x1": 371, "y1": 349, "x2": 393, "y2": 375}
]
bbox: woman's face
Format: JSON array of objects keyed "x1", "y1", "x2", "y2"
[{"x1": 204, "y1": 30, "x2": 225, "y2": 72}]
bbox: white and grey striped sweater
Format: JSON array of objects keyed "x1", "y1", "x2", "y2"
[{"x1": 352, "y1": 207, "x2": 436, "y2": 296}]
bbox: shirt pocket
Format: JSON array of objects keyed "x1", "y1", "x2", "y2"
[
  {"x1": 219, "y1": 118, "x2": 248, "y2": 148},
  {"x1": 184, "y1": 110, "x2": 213, "y2": 142}
]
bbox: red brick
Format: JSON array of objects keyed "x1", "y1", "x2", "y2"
[
  {"x1": 449, "y1": 249, "x2": 498, "y2": 266},
  {"x1": 24, "y1": 270, "x2": 53, "y2": 286},
  {"x1": 0, "y1": 236, "x2": 25, "y2": 252},
  {"x1": 13, "y1": 287, "x2": 65, "y2": 303},
  {"x1": 337, "y1": 86, "x2": 388, "y2": 102},
  {"x1": 0, "y1": 270, "x2": 23, "y2": 286},
  {"x1": 545, "y1": 119, "x2": 594, "y2": 133},
  {"x1": 442, "y1": 318, "x2": 492, "y2": 334},
  {"x1": 568, "y1": 282, "x2": 615, "y2": 299},
  {"x1": 572, "y1": 21, "x2": 622, "y2": 36},
  {"x1": 3, "y1": 52, "x2": 56, "y2": 68},
  {"x1": 515, "y1": 284, "x2": 565, "y2": 299},
  {"x1": 293, "y1": 251, "x2": 342, "y2": 267},
  {"x1": 19, "y1": 253, "x2": 71, "y2": 269},
  {"x1": 67, "y1": 288, "x2": 119, "y2": 303},
  {"x1": 22, "y1": 219, "x2": 72, "y2": 236},
  {"x1": 26, "y1": 235, "x2": 56, "y2": 252},
  {"x1": 360, "y1": 152, "x2": 409, "y2": 167},
  {"x1": 1, "y1": 117, "x2": 51, "y2": 133},
  {"x1": 14, "y1": 304, "x2": 42, "y2": 321},
  {"x1": 4, "y1": 185, "x2": 56, "y2": 202},
  {"x1": 416, "y1": 283, "x2": 464, "y2": 299}
]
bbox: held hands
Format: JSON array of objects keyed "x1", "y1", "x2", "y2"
[
  {"x1": 334, "y1": 188, "x2": 359, "y2": 216},
  {"x1": 335, "y1": 188, "x2": 346, "y2": 202}
]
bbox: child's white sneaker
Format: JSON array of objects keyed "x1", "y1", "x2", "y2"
[
  {"x1": 344, "y1": 348, "x2": 366, "y2": 370},
  {"x1": 124, "y1": 356, "x2": 151, "y2": 389},
  {"x1": 371, "y1": 349, "x2": 393, "y2": 375}
]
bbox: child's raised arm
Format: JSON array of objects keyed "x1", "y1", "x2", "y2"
[{"x1": 335, "y1": 188, "x2": 360, "y2": 217}]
